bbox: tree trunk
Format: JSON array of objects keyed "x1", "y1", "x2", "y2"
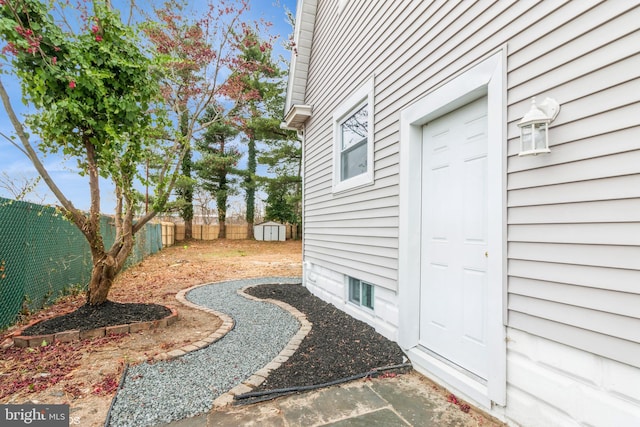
[
  {"x1": 87, "y1": 257, "x2": 119, "y2": 305},
  {"x1": 245, "y1": 136, "x2": 256, "y2": 240},
  {"x1": 219, "y1": 219, "x2": 226, "y2": 239},
  {"x1": 217, "y1": 168, "x2": 228, "y2": 239},
  {"x1": 184, "y1": 220, "x2": 193, "y2": 241},
  {"x1": 86, "y1": 212, "x2": 135, "y2": 305},
  {"x1": 179, "y1": 111, "x2": 194, "y2": 239}
]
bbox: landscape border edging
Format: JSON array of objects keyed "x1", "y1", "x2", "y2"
[
  {"x1": 11, "y1": 306, "x2": 179, "y2": 349},
  {"x1": 157, "y1": 283, "x2": 236, "y2": 361},
  {"x1": 210, "y1": 283, "x2": 312, "y2": 408}
]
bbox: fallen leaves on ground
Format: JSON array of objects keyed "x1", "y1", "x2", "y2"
[{"x1": 1, "y1": 340, "x2": 86, "y2": 399}]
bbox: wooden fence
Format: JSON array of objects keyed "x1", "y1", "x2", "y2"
[
  {"x1": 160, "y1": 222, "x2": 175, "y2": 247},
  {"x1": 176, "y1": 224, "x2": 248, "y2": 240},
  {"x1": 160, "y1": 223, "x2": 299, "y2": 243}
]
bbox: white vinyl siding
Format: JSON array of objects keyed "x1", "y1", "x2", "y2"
[
  {"x1": 300, "y1": 0, "x2": 640, "y2": 367},
  {"x1": 503, "y1": 0, "x2": 640, "y2": 369}
]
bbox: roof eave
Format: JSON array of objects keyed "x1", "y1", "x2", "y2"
[
  {"x1": 282, "y1": 104, "x2": 313, "y2": 130},
  {"x1": 284, "y1": 0, "x2": 317, "y2": 114}
]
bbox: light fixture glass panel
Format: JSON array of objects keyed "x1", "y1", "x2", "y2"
[
  {"x1": 533, "y1": 122, "x2": 547, "y2": 151},
  {"x1": 521, "y1": 125, "x2": 533, "y2": 152}
]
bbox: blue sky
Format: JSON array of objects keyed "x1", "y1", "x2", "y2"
[{"x1": 0, "y1": 0, "x2": 296, "y2": 214}]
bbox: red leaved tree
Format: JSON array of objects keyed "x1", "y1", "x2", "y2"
[{"x1": 143, "y1": 0, "x2": 274, "y2": 238}]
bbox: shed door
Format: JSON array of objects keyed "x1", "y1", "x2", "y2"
[
  {"x1": 264, "y1": 226, "x2": 279, "y2": 241},
  {"x1": 419, "y1": 97, "x2": 489, "y2": 379}
]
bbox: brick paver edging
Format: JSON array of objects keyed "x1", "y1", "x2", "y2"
[
  {"x1": 158, "y1": 284, "x2": 236, "y2": 362},
  {"x1": 10, "y1": 307, "x2": 179, "y2": 349},
  {"x1": 211, "y1": 285, "x2": 312, "y2": 408}
]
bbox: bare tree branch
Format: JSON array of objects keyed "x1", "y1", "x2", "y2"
[
  {"x1": 0, "y1": 78, "x2": 85, "y2": 229},
  {"x1": 0, "y1": 131, "x2": 29, "y2": 156}
]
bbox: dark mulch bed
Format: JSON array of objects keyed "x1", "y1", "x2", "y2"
[
  {"x1": 21, "y1": 301, "x2": 171, "y2": 336},
  {"x1": 19, "y1": 283, "x2": 406, "y2": 397},
  {"x1": 245, "y1": 283, "x2": 407, "y2": 392}
]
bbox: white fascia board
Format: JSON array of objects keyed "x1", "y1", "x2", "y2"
[{"x1": 285, "y1": 0, "x2": 318, "y2": 113}]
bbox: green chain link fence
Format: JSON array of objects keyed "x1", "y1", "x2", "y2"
[{"x1": 0, "y1": 197, "x2": 163, "y2": 330}]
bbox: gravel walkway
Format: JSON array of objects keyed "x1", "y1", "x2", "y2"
[{"x1": 107, "y1": 277, "x2": 302, "y2": 427}]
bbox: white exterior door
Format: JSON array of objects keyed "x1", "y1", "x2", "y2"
[{"x1": 419, "y1": 96, "x2": 489, "y2": 379}]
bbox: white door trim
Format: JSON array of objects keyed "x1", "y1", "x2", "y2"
[{"x1": 398, "y1": 51, "x2": 506, "y2": 407}]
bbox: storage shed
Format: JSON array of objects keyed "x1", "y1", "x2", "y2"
[{"x1": 254, "y1": 221, "x2": 286, "y2": 241}]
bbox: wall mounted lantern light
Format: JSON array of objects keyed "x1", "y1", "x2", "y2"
[{"x1": 517, "y1": 97, "x2": 560, "y2": 156}]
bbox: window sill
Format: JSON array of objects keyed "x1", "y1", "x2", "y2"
[{"x1": 332, "y1": 173, "x2": 374, "y2": 194}]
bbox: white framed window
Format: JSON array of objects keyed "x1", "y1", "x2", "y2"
[
  {"x1": 332, "y1": 76, "x2": 375, "y2": 193},
  {"x1": 348, "y1": 277, "x2": 374, "y2": 310}
]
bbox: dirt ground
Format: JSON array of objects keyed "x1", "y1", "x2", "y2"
[{"x1": 0, "y1": 239, "x2": 302, "y2": 427}]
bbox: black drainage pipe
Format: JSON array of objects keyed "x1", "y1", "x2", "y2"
[{"x1": 233, "y1": 362, "x2": 412, "y2": 405}]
